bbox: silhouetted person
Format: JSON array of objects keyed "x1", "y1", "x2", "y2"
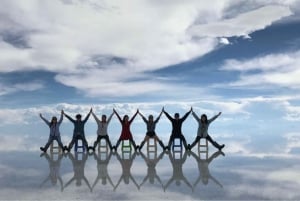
[
  {"x1": 138, "y1": 109, "x2": 165, "y2": 151},
  {"x1": 89, "y1": 110, "x2": 114, "y2": 152},
  {"x1": 139, "y1": 151, "x2": 164, "y2": 189},
  {"x1": 188, "y1": 109, "x2": 224, "y2": 151},
  {"x1": 163, "y1": 107, "x2": 192, "y2": 150},
  {"x1": 91, "y1": 152, "x2": 115, "y2": 191},
  {"x1": 190, "y1": 150, "x2": 224, "y2": 188},
  {"x1": 39, "y1": 110, "x2": 65, "y2": 152},
  {"x1": 40, "y1": 152, "x2": 64, "y2": 192},
  {"x1": 113, "y1": 109, "x2": 139, "y2": 151},
  {"x1": 114, "y1": 151, "x2": 139, "y2": 191},
  {"x1": 64, "y1": 108, "x2": 92, "y2": 152},
  {"x1": 63, "y1": 152, "x2": 92, "y2": 192},
  {"x1": 163, "y1": 151, "x2": 193, "y2": 192}
]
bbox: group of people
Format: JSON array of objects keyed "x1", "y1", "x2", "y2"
[{"x1": 39, "y1": 107, "x2": 225, "y2": 153}]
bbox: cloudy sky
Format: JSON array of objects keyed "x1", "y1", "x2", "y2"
[{"x1": 1, "y1": 0, "x2": 300, "y2": 154}]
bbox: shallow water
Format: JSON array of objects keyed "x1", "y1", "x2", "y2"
[{"x1": 0, "y1": 146, "x2": 300, "y2": 200}]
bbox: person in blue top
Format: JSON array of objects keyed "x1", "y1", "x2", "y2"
[
  {"x1": 64, "y1": 108, "x2": 92, "y2": 152},
  {"x1": 188, "y1": 108, "x2": 225, "y2": 151},
  {"x1": 39, "y1": 110, "x2": 65, "y2": 152},
  {"x1": 163, "y1": 107, "x2": 192, "y2": 151}
]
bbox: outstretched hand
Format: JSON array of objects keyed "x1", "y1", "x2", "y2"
[{"x1": 218, "y1": 112, "x2": 222, "y2": 116}]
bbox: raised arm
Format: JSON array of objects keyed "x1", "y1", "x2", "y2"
[
  {"x1": 163, "y1": 108, "x2": 173, "y2": 121},
  {"x1": 39, "y1": 114, "x2": 50, "y2": 126},
  {"x1": 138, "y1": 111, "x2": 147, "y2": 123},
  {"x1": 58, "y1": 110, "x2": 64, "y2": 124},
  {"x1": 91, "y1": 110, "x2": 100, "y2": 123},
  {"x1": 181, "y1": 107, "x2": 192, "y2": 122},
  {"x1": 154, "y1": 109, "x2": 163, "y2": 123},
  {"x1": 208, "y1": 112, "x2": 221, "y2": 124},
  {"x1": 113, "y1": 109, "x2": 122, "y2": 123},
  {"x1": 64, "y1": 112, "x2": 75, "y2": 123},
  {"x1": 82, "y1": 108, "x2": 92, "y2": 123},
  {"x1": 192, "y1": 110, "x2": 200, "y2": 122},
  {"x1": 107, "y1": 112, "x2": 114, "y2": 124},
  {"x1": 129, "y1": 109, "x2": 139, "y2": 123}
]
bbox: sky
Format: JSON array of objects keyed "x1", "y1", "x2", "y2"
[{"x1": 1, "y1": 0, "x2": 300, "y2": 155}]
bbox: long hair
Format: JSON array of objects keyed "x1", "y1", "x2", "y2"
[
  {"x1": 201, "y1": 114, "x2": 208, "y2": 124},
  {"x1": 50, "y1": 116, "x2": 57, "y2": 127}
]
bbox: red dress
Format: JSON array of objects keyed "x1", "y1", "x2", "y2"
[{"x1": 116, "y1": 112, "x2": 138, "y2": 140}]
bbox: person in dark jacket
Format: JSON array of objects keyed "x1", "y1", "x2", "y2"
[{"x1": 163, "y1": 107, "x2": 192, "y2": 150}]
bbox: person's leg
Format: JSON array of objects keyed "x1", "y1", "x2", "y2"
[
  {"x1": 180, "y1": 135, "x2": 188, "y2": 149},
  {"x1": 206, "y1": 135, "x2": 224, "y2": 150},
  {"x1": 154, "y1": 135, "x2": 165, "y2": 149},
  {"x1": 56, "y1": 136, "x2": 64, "y2": 149},
  {"x1": 104, "y1": 135, "x2": 113, "y2": 150},
  {"x1": 82, "y1": 136, "x2": 89, "y2": 151},
  {"x1": 114, "y1": 138, "x2": 121, "y2": 150},
  {"x1": 190, "y1": 136, "x2": 201, "y2": 150},
  {"x1": 139, "y1": 135, "x2": 148, "y2": 150},
  {"x1": 68, "y1": 136, "x2": 77, "y2": 151},
  {"x1": 42, "y1": 137, "x2": 54, "y2": 152},
  {"x1": 93, "y1": 135, "x2": 101, "y2": 149},
  {"x1": 129, "y1": 138, "x2": 137, "y2": 150},
  {"x1": 167, "y1": 135, "x2": 174, "y2": 150}
]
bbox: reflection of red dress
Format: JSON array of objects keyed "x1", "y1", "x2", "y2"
[{"x1": 116, "y1": 112, "x2": 138, "y2": 140}]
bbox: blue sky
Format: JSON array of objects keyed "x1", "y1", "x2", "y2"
[{"x1": 1, "y1": 0, "x2": 300, "y2": 155}]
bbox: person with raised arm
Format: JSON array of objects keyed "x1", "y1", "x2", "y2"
[
  {"x1": 64, "y1": 108, "x2": 92, "y2": 152},
  {"x1": 138, "y1": 109, "x2": 165, "y2": 151},
  {"x1": 113, "y1": 108, "x2": 139, "y2": 151},
  {"x1": 188, "y1": 108, "x2": 224, "y2": 151},
  {"x1": 89, "y1": 109, "x2": 114, "y2": 152},
  {"x1": 163, "y1": 107, "x2": 191, "y2": 150},
  {"x1": 39, "y1": 110, "x2": 65, "y2": 152}
]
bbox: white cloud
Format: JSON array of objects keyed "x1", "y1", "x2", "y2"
[
  {"x1": 0, "y1": 0, "x2": 295, "y2": 98},
  {"x1": 188, "y1": 5, "x2": 292, "y2": 38},
  {"x1": 219, "y1": 50, "x2": 300, "y2": 89}
]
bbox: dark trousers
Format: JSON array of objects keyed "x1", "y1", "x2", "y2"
[
  {"x1": 93, "y1": 135, "x2": 113, "y2": 150},
  {"x1": 68, "y1": 134, "x2": 89, "y2": 150},
  {"x1": 44, "y1": 136, "x2": 64, "y2": 151},
  {"x1": 190, "y1": 135, "x2": 221, "y2": 149},
  {"x1": 167, "y1": 134, "x2": 188, "y2": 149}
]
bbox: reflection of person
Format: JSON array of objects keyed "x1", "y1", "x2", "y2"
[
  {"x1": 89, "y1": 110, "x2": 114, "y2": 152},
  {"x1": 138, "y1": 109, "x2": 165, "y2": 151},
  {"x1": 91, "y1": 152, "x2": 114, "y2": 191},
  {"x1": 63, "y1": 152, "x2": 92, "y2": 192},
  {"x1": 40, "y1": 153, "x2": 64, "y2": 192},
  {"x1": 188, "y1": 109, "x2": 224, "y2": 151},
  {"x1": 114, "y1": 152, "x2": 139, "y2": 191},
  {"x1": 189, "y1": 150, "x2": 224, "y2": 188},
  {"x1": 64, "y1": 108, "x2": 92, "y2": 152},
  {"x1": 113, "y1": 109, "x2": 139, "y2": 151},
  {"x1": 164, "y1": 151, "x2": 193, "y2": 192},
  {"x1": 39, "y1": 110, "x2": 65, "y2": 152},
  {"x1": 163, "y1": 107, "x2": 192, "y2": 150},
  {"x1": 139, "y1": 151, "x2": 164, "y2": 189}
]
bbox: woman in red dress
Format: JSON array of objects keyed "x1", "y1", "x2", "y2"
[{"x1": 113, "y1": 108, "x2": 139, "y2": 151}]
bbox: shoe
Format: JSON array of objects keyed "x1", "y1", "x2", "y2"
[
  {"x1": 112, "y1": 146, "x2": 116, "y2": 152},
  {"x1": 187, "y1": 144, "x2": 191, "y2": 151},
  {"x1": 135, "y1": 145, "x2": 139, "y2": 151},
  {"x1": 40, "y1": 147, "x2": 46, "y2": 152},
  {"x1": 219, "y1": 144, "x2": 225, "y2": 151},
  {"x1": 88, "y1": 146, "x2": 94, "y2": 152}
]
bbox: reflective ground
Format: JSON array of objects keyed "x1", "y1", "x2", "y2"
[{"x1": 1, "y1": 145, "x2": 300, "y2": 201}]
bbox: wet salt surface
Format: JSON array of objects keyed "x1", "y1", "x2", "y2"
[{"x1": 0, "y1": 149, "x2": 300, "y2": 200}]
